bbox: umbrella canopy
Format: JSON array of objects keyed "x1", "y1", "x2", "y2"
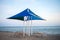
[{"x1": 8, "y1": 8, "x2": 44, "y2": 21}]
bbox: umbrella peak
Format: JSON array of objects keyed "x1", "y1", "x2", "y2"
[{"x1": 25, "y1": 8, "x2": 31, "y2": 13}]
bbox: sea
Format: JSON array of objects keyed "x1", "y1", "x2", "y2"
[{"x1": 0, "y1": 26, "x2": 60, "y2": 34}]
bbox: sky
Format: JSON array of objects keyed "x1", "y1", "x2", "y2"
[{"x1": 0, "y1": 0, "x2": 60, "y2": 26}]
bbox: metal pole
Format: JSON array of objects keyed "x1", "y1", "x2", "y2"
[
  {"x1": 27, "y1": 16, "x2": 31, "y2": 36},
  {"x1": 29, "y1": 16, "x2": 31, "y2": 36},
  {"x1": 28, "y1": 16, "x2": 30, "y2": 36},
  {"x1": 29, "y1": 16, "x2": 32, "y2": 36},
  {"x1": 23, "y1": 20, "x2": 25, "y2": 37},
  {"x1": 30, "y1": 16, "x2": 32, "y2": 36},
  {"x1": 23, "y1": 16, "x2": 27, "y2": 37}
]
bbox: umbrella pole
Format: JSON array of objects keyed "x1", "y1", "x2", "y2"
[
  {"x1": 29, "y1": 16, "x2": 32, "y2": 36},
  {"x1": 30, "y1": 16, "x2": 32, "y2": 36},
  {"x1": 23, "y1": 17, "x2": 27, "y2": 37},
  {"x1": 28, "y1": 17, "x2": 30, "y2": 36},
  {"x1": 29, "y1": 16, "x2": 31, "y2": 36},
  {"x1": 23, "y1": 21, "x2": 25, "y2": 37},
  {"x1": 26, "y1": 16, "x2": 30, "y2": 36},
  {"x1": 29, "y1": 20, "x2": 31, "y2": 36}
]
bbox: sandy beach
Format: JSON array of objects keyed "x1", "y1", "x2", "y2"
[{"x1": 0, "y1": 31, "x2": 60, "y2": 40}]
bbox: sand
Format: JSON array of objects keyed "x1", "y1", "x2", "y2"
[{"x1": 0, "y1": 31, "x2": 60, "y2": 40}]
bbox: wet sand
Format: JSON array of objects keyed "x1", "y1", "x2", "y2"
[{"x1": 0, "y1": 31, "x2": 60, "y2": 40}]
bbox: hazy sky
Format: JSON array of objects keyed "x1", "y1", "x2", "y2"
[{"x1": 0, "y1": 0, "x2": 60, "y2": 26}]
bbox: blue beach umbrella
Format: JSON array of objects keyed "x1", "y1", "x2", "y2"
[{"x1": 8, "y1": 8, "x2": 44, "y2": 36}]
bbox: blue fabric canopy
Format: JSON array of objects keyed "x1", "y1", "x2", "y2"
[{"x1": 8, "y1": 8, "x2": 44, "y2": 21}]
